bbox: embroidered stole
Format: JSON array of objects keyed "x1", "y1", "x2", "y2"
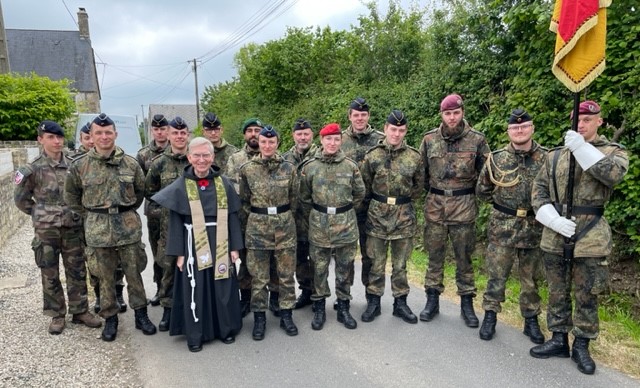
[{"x1": 185, "y1": 177, "x2": 230, "y2": 280}]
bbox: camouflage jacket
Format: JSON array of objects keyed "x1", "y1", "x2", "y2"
[
  {"x1": 214, "y1": 139, "x2": 238, "y2": 174},
  {"x1": 144, "y1": 147, "x2": 190, "y2": 220},
  {"x1": 64, "y1": 146, "x2": 145, "y2": 247},
  {"x1": 419, "y1": 121, "x2": 490, "y2": 224},
  {"x1": 299, "y1": 148, "x2": 366, "y2": 248},
  {"x1": 341, "y1": 125, "x2": 385, "y2": 166},
  {"x1": 68, "y1": 145, "x2": 91, "y2": 160},
  {"x1": 476, "y1": 141, "x2": 547, "y2": 248},
  {"x1": 239, "y1": 154, "x2": 298, "y2": 250},
  {"x1": 282, "y1": 143, "x2": 318, "y2": 241},
  {"x1": 225, "y1": 144, "x2": 260, "y2": 193},
  {"x1": 136, "y1": 140, "x2": 167, "y2": 175},
  {"x1": 14, "y1": 152, "x2": 83, "y2": 230},
  {"x1": 361, "y1": 140, "x2": 424, "y2": 240},
  {"x1": 532, "y1": 135, "x2": 628, "y2": 257}
]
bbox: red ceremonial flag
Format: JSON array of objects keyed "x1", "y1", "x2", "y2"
[{"x1": 550, "y1": 0, "x2": 611, "y2": 92}]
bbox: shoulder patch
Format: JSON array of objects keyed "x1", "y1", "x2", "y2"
[{"x1": 14, "y1": 166, "x2": 32, "y2": 185}]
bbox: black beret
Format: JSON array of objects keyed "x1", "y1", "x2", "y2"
[
  {"x1": 170, "y1": 116, "x2": 189, "y2": 130},
  {"x1": 151, "y1": 114, "x2": 168, "y2": 127},
  {"x1": 93, "y1": 113, "x2": 115, "y2": 127},
  {"x1": 292, "y1": 118, "x2": 312, "y2": 131},
  {"x1": 350, "y1": 97, "x2": 369, "y2": 112},
  {"x1": 259, "y1": 125, "x2": 278, "y2": 138},
  {"x1": 202, "y1": 112, "x2": 221, "y2": 128},
  {"x1": 80, "y1": 122, "x2": 91, "y2": 134},
  {"x1": 38, "y1": 120, "x2": 64, "y2": 137},
  {"x1": 386, "y1": 109, "x2": 407, "y2": 126},
  {"x1": 508, "y1": 108, "x2": 532, "y2": 124}
]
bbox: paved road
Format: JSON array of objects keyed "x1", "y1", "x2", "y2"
[{"x1": 122, "y1": 213, "x2": 637, "y2": 388}]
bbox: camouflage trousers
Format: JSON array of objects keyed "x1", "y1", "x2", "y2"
[
  {"x1": 482, "y1": 243, "x2": 543, "y2": 317},
  {"x1": 32, "y1": 227, "x2": 89, "y2": 317},
  {"x1": 156, "y1": 233, "x2": 177, "y2": 308},
  {"x1": 86, "y1": 242, "x2": 148, "y2": 318},
  {"x1": 295, "y1": 240, "x2": 313, "y2": 291},
  {"x1": 346, "y1": 217, "x2": 371, "y2": 289},
  {"x1": 247, "y1": 247, "x2": 296, "y2": 311},
  {"x1": 365, "y1": 236, "x2": 412, "y2": 298},
  {"x1": 544, "y1": 253, "x2": 608, "y2": 339},
  {"x1": 237, "y1": 248, "x2": 279, "y2": 294},
  {"x1": 423, "y1": 221, "x2": 477, "y2": 296},
  {"x1": 147, "y1": 214, "x2": 163, "y2": 285},
  {"x1": 310, "y1": 242, "x2": 357, "y2": 301}
]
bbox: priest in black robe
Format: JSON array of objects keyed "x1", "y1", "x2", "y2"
[{"x1": 152, "y1": 137, "x2": 243, "y2": 352}]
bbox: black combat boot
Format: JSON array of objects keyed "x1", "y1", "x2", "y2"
[
  {"x1": 311, "y1": 299, "x2": 326, "y2": 331},
  {"x1": 460, "y1": 295, "x2": 479, "y2": 328},
  {"x1": 530, "y1": 332, "x2": 570, "y2": 359},
  {"x1": 279, "y1": 309, "x2": 298, "y2": 336},
  {"x1": 116, "y1": 284, "x2": 127, "y2": 313},
  {"x1": 479, "y1": 310, "x2": 497, "y2": 340},
  {"x1": 134, "y1": 307, "x2": 157, "y2": 335},
  {"x1": 294, "y1": 289, "x2": 313, "y2": 309},
  {"x1": 269, "y1": 291, "x2": 281, "y2": 317},
  {"x1": 419, "y1": 288, "x2": 440, "y2": 322},
  {"x1": 101, "y1": 314, "x2": 119, "y2": 342},
  {"x1": 93, "y1": 286, "x2": 101, "y2": 313},
  {"x1": 240, "y1": 289, "x2": 251, "y2": 318},
  {"x1": 572, "y1": 337, "x2": 596, "y2": 374},
  {"x1": 158, "y1": 307, "x2": 171, "y2": 332},
  {"x1": 252, "y1": 312, "x2": 266, "y2": 340},
  {"x1": 523, "y1": 316, "x2": 545, "y2": 344},
  {"x1": 361, "y1": 294, "x2": 381, "y2": 322},
  {"x1": 149, "y1": 282, "x2": 161, "y2": 307},
  {"x1": 337, "y1": 299, "x2": 357, "y2": 329},
  {"x1": 393, "y1": 295, "x2": 418, "y2": 324}
]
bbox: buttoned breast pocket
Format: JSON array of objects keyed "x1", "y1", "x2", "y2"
[
  {"x1": 119, "y1": 174, "x2": 136, "y2": 202},
  {"x1": 82, "y1": 176, "x2": 105, "y2": 207},
  {"x1": 160, "y1": 171, "x2": 179, "y2": 188},
  {"x1": 451, "y1": 151, "x2": 477, "y2": 179}
]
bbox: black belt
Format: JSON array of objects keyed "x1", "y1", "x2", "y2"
[
  {"x1": 312, "y1": 203, "x2": 353, "y2": 215},
  {"x1": 493, "y1": 203, "x2": 534, "y2": 218},
  {"x1": 250, "y1": 204, "x2": 291, "y2": 215},
  {"x1": 87, "y1": 205, "x2": 136, "y2": 214},
  {"x1": 429, "y1": 187, "x2": 474, "y2": 196},
  {"x1": 554, "y1": 204, "x2": 604, "y2": 216},
  {"x1": 371, "y1": 193, "x2": 411, "y2": 205}
]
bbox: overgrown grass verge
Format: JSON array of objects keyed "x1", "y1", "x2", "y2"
[{"x1": 406, "y1": 248, "x2": 640, "y2": 379}]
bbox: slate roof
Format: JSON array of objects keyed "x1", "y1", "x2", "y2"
[{"x1": 5, "y1": 29, "x2": 100, "y2": 95}]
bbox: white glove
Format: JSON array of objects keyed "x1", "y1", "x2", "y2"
[
  {"x1": 535, "y1": 203, "x2": 576, "y2": 238},
  {"x1": 564, "y1": 130, "x2": 605, "y2": 170}
]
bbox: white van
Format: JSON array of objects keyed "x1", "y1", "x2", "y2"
[{"x1": 75, "y1": 113, "x2": 142, "y2": 157}]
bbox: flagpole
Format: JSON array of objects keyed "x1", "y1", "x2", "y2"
[{"x1": 563, "y1": 92, "x2": 580, "y2": 262}]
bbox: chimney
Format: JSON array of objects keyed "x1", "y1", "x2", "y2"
[{"x1": 78, "y1": 8, "x2": 90, "y2": 40}]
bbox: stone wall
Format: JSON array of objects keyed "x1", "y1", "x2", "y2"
[{"x1": 0, "y1": 142, "x2": 39, "y2": 247}]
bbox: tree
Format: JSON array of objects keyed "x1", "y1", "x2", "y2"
[{"x1": 0, "y1": 72, "x2": 77, "y2": 140}]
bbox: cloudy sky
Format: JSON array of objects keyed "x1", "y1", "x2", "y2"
[{"x1": 3, "y1": 0, "x2": 422, "y2": 123}]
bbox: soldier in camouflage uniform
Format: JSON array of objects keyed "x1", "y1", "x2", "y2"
[
  {"x1": 69, "y1": 122, "x2": 93, "y2": 159},
  {"x1": 300, "y1": 123, "x2": 366, "y2": 330},
  {"x1": 418, "y1": 94, "x2": 490, "y2": 328},
  {"x1": 202, "y1": 112, "x2": 238, "y2": 173},
  {"x1": 282, "y1": 118, "x2": 318, "y2": 309},
  {"x1": 14, "y1": 121, "x2": 102, "y2": 334},
  {"x1": 360, "y1": 110, "x2": 423, "y2": 324},
  {"x1": 65, "y1": 113, "x2": 157, "y2": 342},
  {"x1": 340, "y1": 98, "x2": 384, "y2": 306},
  {"x1": 137, "y1": 114, "x2": 170, "y2": 306},
  {"x1": 226, "y1": 118, "x2": 263, "y2": 317},
  {"x1": 476, "y1": 109, "x2": 546, "y2": 343},
  {"x1": 239, "y1": 126, "x2": 299, "y2": 340},
  {"x1": 530, "y1": 101, "x2": 628, "y2": 375},
  {"x1": 145, "y1": 117, "x2": 191, "y2": 332}
]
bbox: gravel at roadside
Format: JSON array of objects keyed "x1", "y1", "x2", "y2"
[{"x1": 0, "y1": 224, "x2": 143, "y2": 387}]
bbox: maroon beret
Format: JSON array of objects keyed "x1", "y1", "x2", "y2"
[
  {"x1": 319, "y1": 123, "x2": 341, "y2": 137},
  {"x1": 570, "y1": 100, "x2": 601, "y2": 120},
  {"x1": 440, "y1": 94, "x2": 463, "y2": 112}
]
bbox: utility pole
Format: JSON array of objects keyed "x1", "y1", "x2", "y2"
[{"x1": 191, "y1": 58, "x2": 200, "y2": 126}]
